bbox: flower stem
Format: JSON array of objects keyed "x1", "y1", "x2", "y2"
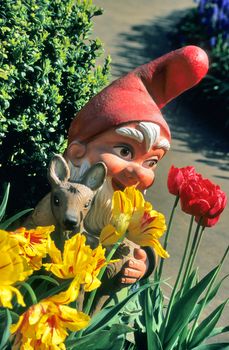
[
  {"x1": 76, "y1": 235, "x2": 126, "y2": 339},
  {"x1": 84, "y1": 238, "x2": 124, "y2": 315},
  {"x1": 188, "y1": 245, "x2": 229, "y2": 343},
  {"x1": 161, "y1": 215, "x2": 194, "y2": 341},
  {"x1": 180, "y1": 218, "x2": 203, "y2": 293},
  {"x1": 157, "y1": 195, "x2": 179, "y2": 279}
]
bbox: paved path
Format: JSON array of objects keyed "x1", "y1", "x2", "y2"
[{"x1": 93, "y1": 0, "x2": 229, "y2": 339}]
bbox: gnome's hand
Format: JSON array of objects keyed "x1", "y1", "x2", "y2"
[{"x1": 120, "y1": 248, "x2": 149, "y2": 284}]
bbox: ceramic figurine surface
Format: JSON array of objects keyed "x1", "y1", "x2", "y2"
[
  {"x1": 23, "y1": 154, "x2": 107, "y2": 250},
  {"x1": 65, "y1": 46, "x2": 209, "y2": 290}
]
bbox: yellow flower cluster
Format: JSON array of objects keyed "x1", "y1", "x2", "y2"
[
  {"x1": 44, "y1": 233, "x2": 109, "y2": 303},
  {"x1": 11, "y1": 299, "x2": 89, "y2": 350},
  {"x1": 0, "y1": 225, "x2": 54, "y2": 309},
  {"x1": 100, "y1": 187, "x2": 169, "y2": 258},
  {"x1": 10, "y1": 225, "x2": 55, "y2": 270},
  {"x1": 8, "y1": 230, "x2": 108, "y2": 349},
  {"x1": 0, "y1": 230, "x2": 32, "y2": 308},
  {"x1": 0, "y1": 186, "x2": 168, "y2": 349}
]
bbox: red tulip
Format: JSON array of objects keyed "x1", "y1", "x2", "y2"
[
  {"x1": 167, "y1": 165, "x2": 198, "y2": 195},
  {"x1": 180, "y1": 176, "x2": 227, "y2": 220},
  {"x1": 195, "y1": 215, "x2": 220, "y2": 228}
]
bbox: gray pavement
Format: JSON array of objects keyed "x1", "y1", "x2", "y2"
[{"x1": 93, "y1": 0, "x2": 229, "y2": 341}]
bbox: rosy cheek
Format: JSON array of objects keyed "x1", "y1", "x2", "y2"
[{"x1": 100, "y1": 154, "x2": 127, "y2": 176}]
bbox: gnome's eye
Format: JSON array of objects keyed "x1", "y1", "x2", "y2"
[
  {"x1": 113, "y1": 145, "x2": 133, "y2": 160},
  {"x1": 143, "y1": 158, "x2": 158, "y2": 169}
]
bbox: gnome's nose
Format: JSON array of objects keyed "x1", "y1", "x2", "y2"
[{"x1": 124, "y1": 165, "x2": 154, "y2": 190}]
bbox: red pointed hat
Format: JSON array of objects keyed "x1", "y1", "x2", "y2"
[{"x1": 68, "y1": 46, "x2": 209, "y2": 145}]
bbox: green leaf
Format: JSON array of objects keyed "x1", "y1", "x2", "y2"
[
  {"x1": 144, "y1": 285, "x2": 154, "y2": 350},
  {"x1": 149, "y1": 330, "x2": 163, "y2": 350},
  {"x1": 178, "y1": 268, "x2": 198, "y2": 299},
  {"x1": 151, "y1": 283, "x2": 164, "y2": 332},
  {"x1": 0, "y1": 309, "x2": 19, "y2": 323},
  {"x1": 177, "y1": 324, "x2": 189, "y2": 350},
  {"x1": 0, "y1": 208, "x2": 33, "y2": 229},
  {"x1": 207, "y1": 326, "x2": 229, "y2": 339},
  {"x1": 0, "y1": 308, "x2": 12, "y2": 349},
  {"x1": 19, "y1": 282, "x2": 38, "y2": 305},
  {"x1": 190, "y1": 274, "x2": 229, "y2": 322},
  {"x1": 66, "y1": 324, "x2": 132, "y2": 350},
  {"x1": 163, "y1": 265, "x2": 218, "y2": 350},
  {"x1": 134, "y1": 329, "x2": 162, "y2": 350},
  {"x1": 0, "y1": 183, "x2": 10, "y2": 221},
  {"x1": 38, "y1": 280, "x2": 70, "y2": 301},
  {"x1": 189, "y1": 299, "x2": 229, "y2": 348},
  {"x1": 83, "y1": 283, "x2": 151, "y2": 336},
  {"x1": 192, "y1": 343, "x2": 229, "y2": 350},
  {"x1": 28, "y1": 274, "x2": 60, "y2": 286}
]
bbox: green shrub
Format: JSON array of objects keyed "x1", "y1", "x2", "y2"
[
  {"x1": 0, "y1": 0, "x2": 110, "y2": 213},
  {"x1": 172, "y1": 5, "x2": 229, "y2": 131}
]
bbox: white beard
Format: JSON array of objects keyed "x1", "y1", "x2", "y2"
[
  {"x1": 68, "y1": 158, "x2": 114, "y2": 236},
  {"x1": 84, "y1": 177, "x2": 113, "y2": 236}
]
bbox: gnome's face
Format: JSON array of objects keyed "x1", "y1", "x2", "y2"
[
  {"x1": 67, "y1": 46, "x2": 209, "y2": 191},
  {"x1": 67, "y1": 122, "x2": 169, "y2": 191}
]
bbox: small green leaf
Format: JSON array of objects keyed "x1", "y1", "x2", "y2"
[
  {"x1": 152, "y1": 283, "x2": 164, "y2": 331},
  {"x1": 192, "y1": 343, "x2": 229, "y2": 350},
  {"x1": 179, "y1": 268, "x2": 198, "y2": 298},
  {"x1": 0, "y1": 308, "x2": 12, "y2": 349},
  {"x1": 83, "y1": 283, "x2": 151, "y2": 336},
  {"x1": 0, "y1": 208, "x2": 33, "y2": 229},
  {"x1": 66, "y1": 324, "x2": 132, "y2": 350},
  {"x1": 39, "y1": 280, "x2": 70, "y2": 301},
  {"x1": 144, "y1": 284, "x2": 154, "y2": 350},
  {"x1": 149, "y1": 330, "x2": 163, "y2": 350},
  {"x1": 28, "y1": 274, "x2": 60, "y2": 286},
  {"x1": 189, "y1": 299, "x2": 229, "y2": 348},
  {"x1": 163, "y1": 266, "x2": 218, "y2": 350},
  {"x1": 0, "y1": 183, "x2": 10, "y2": 221},
  {"x1": 190, "y1": 274, "x2": 229, "y2": 322},
  {"x1": 19, "y1": 282, "x2": 38, "y2": 305},
  {"x1": 208, "y1": 326, "x2": 229, "y2": 339}
]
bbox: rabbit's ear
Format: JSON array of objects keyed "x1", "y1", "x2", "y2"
[
  {"x1": 48, "y1": 154, "x2": 70, "y2": 187},
  {"x1": 80, "y1": 162, "x2": 107, "y2": 191}
]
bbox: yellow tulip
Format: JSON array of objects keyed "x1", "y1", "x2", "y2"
[
  {"x1": 100, "y1": 190, "x2": 133, "y2": 246},
  {"x1": 0, "y1": 230, "x2": 32, "y2": 308},
  {"x1": 0, "y1": 285, "x2": 25, "y2": 309},
  {"x1": 48, "y1": 277, "x2": 81, "y2": 305},
  {"x1": 100, "y1": 187, "x2": 169, "y2": 258},
  {"x1": 44, "y1": 233, "x2": 109, "y2": 299},
  {"x1": 84, "y1": 244, "x2": 107, "y2": 292},
  {"x1": 128, "y1": 206, "x2": 169, "y2": 258},
  {"x1": 9, "y1": 225, "x2": 55, "y2": 270},
  {"x1": 11, "y1": 299, "x2": 90, "y2": 349},
  {"x1": 124, "y1": 186, "x2": 145, "y2": 213}
]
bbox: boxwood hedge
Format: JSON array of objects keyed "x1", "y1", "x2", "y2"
[{"x1": 0, "y1": 0, "x2": 110, "y2": 212}]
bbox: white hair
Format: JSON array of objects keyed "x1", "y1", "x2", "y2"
[
  {"x1": 84, "y1": 177, "x2": 113, "y2": 235},
  {"x1": 67, "y1": 159, "x2": 113, "y2": 235},
  {"x1": 116, "y1": 122, "x2": 170, "y2": 151},
  {"x1": 67, "y1": 158, "x2": 91, "y2": 182}
]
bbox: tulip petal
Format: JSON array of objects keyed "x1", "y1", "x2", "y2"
[{"x1": 99, "y1": 224, "x2": 121, "y2": 246}]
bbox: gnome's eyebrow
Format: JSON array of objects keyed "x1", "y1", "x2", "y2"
[
  {"x1": 138, "y1": 122, "x2": 160, "y2": 151},
  {"x1": 116, "y1": 122, "x2": 162, "y2": 152},
  {"x1": 156, "y1": 138, "x2": 170, "y2": 151},
  {"x1": 116, "y1": 127, "x2": 144, "y2": 143}
]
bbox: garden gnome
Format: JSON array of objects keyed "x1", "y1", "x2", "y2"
[{"x1": 66, "y1": 46, "x2": 209, "y2": 288}]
